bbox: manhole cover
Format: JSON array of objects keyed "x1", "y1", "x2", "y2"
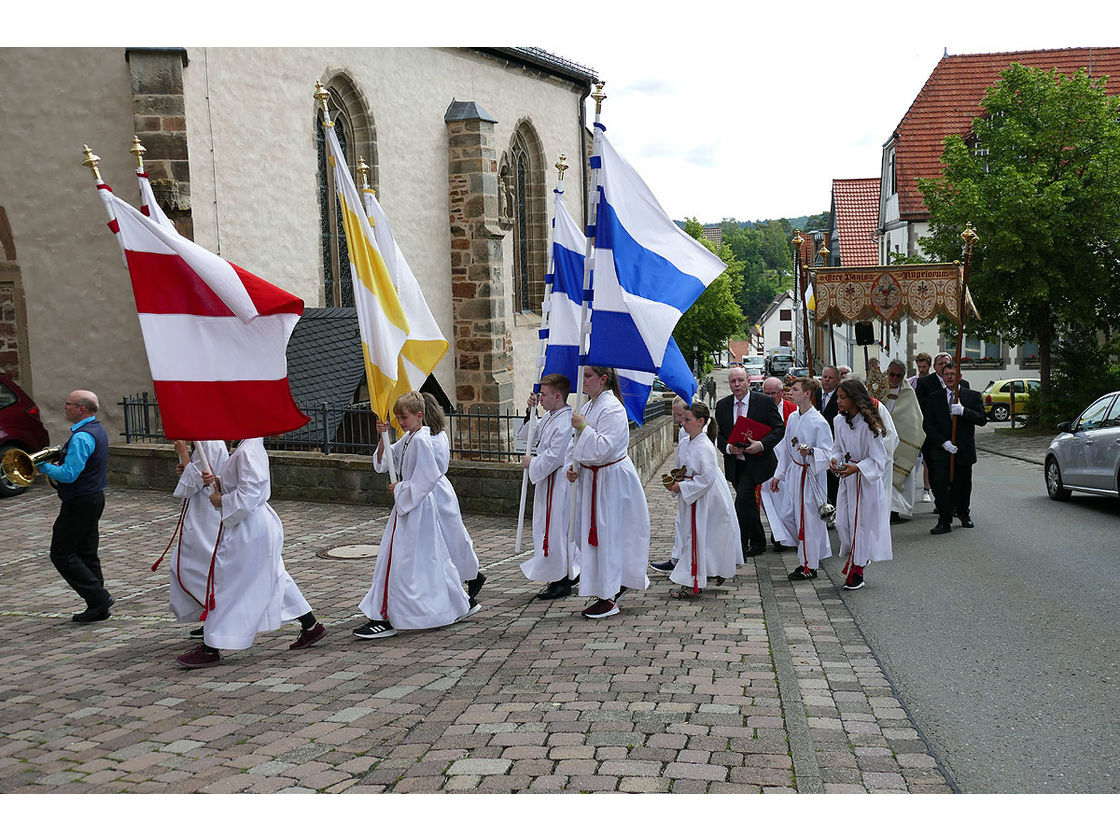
[{"x1": 318, "y1": 544, "x2": 380, "y2": 559}]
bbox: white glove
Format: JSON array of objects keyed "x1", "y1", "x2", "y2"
[
  {"x1": 949, "y1": 403, "x2": 964, "y2": 416},
  {"x1": 942, "y1": 441, "x2": 958, "y2": 454}
]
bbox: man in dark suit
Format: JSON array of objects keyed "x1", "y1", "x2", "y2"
[
  {"x1": 715, "y1": 367, "x2": 785, "y2": 556},
  {"x1": 919, "y1": 361, "x2": 987, "y2": 534},
  {"x1": 817, "y1": 365, "x2": 841, "y2": 507},
  {"x1": 914, "y1": 352, "x2": 971, "y2": 402}
]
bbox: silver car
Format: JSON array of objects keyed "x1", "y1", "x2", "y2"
[{"x1": 1045, "y1": 390, "x2": 1120, "y2": 501}]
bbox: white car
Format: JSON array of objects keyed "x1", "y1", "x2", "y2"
[{"x1": 1045, "y1": 390, "x2": 1120, "y2": 501}]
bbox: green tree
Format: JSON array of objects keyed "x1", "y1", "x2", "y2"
[
  {"x1": 675, "y1": 218, "x2": 745, "y2": 373},
  {"x1": 919, "y1": 63, "x2": 1120, "y2": 423},
  {"x1": 804, "y1": 211, "x2": 831, "y2": 231}
]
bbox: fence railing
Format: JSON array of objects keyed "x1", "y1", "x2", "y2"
[{"x1": 118, "y1": 393, "x2": 666, "y2": 463}]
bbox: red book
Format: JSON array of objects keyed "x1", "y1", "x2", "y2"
[{"x1": 728, "y1": 415, "x2": 773, "y2": 447}]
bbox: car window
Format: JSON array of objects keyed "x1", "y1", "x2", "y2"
[
  {"x1": 998, "y1": 382, "x2": 1012, "y2": 393},
  {"x1": 0, "y1": 384, "x2": 17, "y2": 411},
  {"x1": 1011, "y1": 380, "x2": 1025, "y2": 393},
  {"x1": 1076, "y1": 395, "x2": 1115, "y2": 432},
  {"x1": 1027, "y1": 381, "x2": 1040, "y2": 392},
  {"x1": 1104, "y1": 396, "x2": 1120, "y2": 428}
]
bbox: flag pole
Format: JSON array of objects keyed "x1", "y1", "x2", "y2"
[
  {"x1": 950, "y1": 222, "x2": 977, "y2": 481},
  {"x1": 354, "y1": 153, "x2": 399, "y2": 484},
  {"x1": 515, "y1": 155, "x2": 571, "y2": 553},
  {"x1": 568, "y1": 82, "x2": 608, "y2": 543},
  {"x1": 128, "y1": 137, "x2": 215, "y2": 479},
  {"x1": 315, "y1": 82, "x2": 398, "y2": 483}
]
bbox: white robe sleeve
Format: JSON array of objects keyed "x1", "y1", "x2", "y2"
[
  {"x1": 571, "y1": 396, "x2": 629, "y2": 465},
  {"x1": 678, "y1": 436, "x2": 720, "y2": 505},
  {"x1": 392, "y1": 431, "x2": 442, "y2": 515},
  {"x1": 528, "y1": 410, "x2": 572, "y2": 485},
  {"x1": 853, "y1": 422, "x2": 888, "y2": 485},
  {"x1": 220, "y1": 440, "x2": 270, "y2": 528}
]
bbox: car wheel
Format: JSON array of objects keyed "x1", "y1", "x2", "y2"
[
  {"x1": 991, "y1": 404, "x2": 1010, "y2": 421},
  {"x1": 1045, "y1": 457, "x2": 1071, "y2": 501},
  {"x1": 0, "y1": 445, "x2": 29, "y2": 498}
]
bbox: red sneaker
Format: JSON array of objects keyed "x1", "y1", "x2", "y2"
[
  {"x1": 290, "y1": 622, "x2": 328, "y2": 650},
  {"x1": 581, "y1": 598, "x2": 619, "y2": 619},
  {"x1": 176, "y1": 644, "x2": 221, "y2": 669}
]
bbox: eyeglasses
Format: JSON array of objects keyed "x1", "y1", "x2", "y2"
[{"x1": 887, "y1": 372, "x2": 904, "y2": 378}]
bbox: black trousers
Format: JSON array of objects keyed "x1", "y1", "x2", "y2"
[
  {"x1": 927, "y1": 458, "x2": 973, "y2": 524},
  {"x1": 732, "y1": 466, "x2": 766, "y2": 551},
  {"x1": 50, "y1": 492, "x2": 111, "y2": 608}
]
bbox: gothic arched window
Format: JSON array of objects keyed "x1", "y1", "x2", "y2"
[
  {"x1": 315, "y1": 74, "x2": 377, "y2": 308},
  {"x1": 507, "y1": 120, "x2": 547, "y2": 313}
]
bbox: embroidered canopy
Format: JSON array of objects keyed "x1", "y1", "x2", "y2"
[{"x1": 809, "y1": 263, "x2": 979, "y2": 325}]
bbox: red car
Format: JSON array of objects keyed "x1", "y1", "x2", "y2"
[{"x1": 0, "y1": 373, "x2": 51, "y2": 497}]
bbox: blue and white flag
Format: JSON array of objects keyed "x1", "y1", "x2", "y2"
[
  {"x1": 539, "y1": 191, "x2": 586, "y2": 388},
  {"x1": 586, "y1": 125, "x2": 726, "y2": 375}
]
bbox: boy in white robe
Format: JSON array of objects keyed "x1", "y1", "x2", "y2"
[
  {"x1": 666, "y1": 402, "x2": 741, "y2": 596},
  {"x1": 175, "y1": 439, "x2": 327, "y2": 668},
  {"x1": 165, "y1": 440, "x2": 228, "y2": 636},
  {"x1": 521, "y1": 374, "x2": 579, "y2": 598},
  {"x1": 567, "y1": 367, "x2": 651, "y2": 619},
  {"x1": 651, "y1": 397, "x2": 688, "y2": 574},
  {"x1": 830, "y1": 381, "x2": 892, "y2": 591},
  {"x1": 421, "y1": 393, "x2": 486, "y2": 609},
  {"x1": 770, "y1": 379, "x2": 833, "y2": 581},
  {"x1": 353, "y1": 393, "x2": 471, "y2": 639}
]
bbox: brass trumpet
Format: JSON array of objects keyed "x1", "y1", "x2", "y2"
[{"x1": 1, "y1": 446, "x2": 63, "y2": 487}]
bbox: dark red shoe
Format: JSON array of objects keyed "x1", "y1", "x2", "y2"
[
  {"x1": 176, "y1": 644, "x2": 221, "y2": 669},
  {"x1": 290, "y1": 622, "x2": 328, "y2": 650},
  {"x1": 581, "y1": 598, "x2": 619, "y2": 619}
]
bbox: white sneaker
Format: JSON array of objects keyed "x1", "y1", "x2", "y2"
[{"x1": 921, "y1": 490, "x2": 932, "y2": 503}]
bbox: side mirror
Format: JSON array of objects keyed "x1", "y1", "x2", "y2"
[{"x1": 1056, "y1": 421, "x2": 1072, "y2": 433}]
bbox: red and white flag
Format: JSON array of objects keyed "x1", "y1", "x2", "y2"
[{"x1": 99, "y1": 186, "x2": 309, "y2": 440}]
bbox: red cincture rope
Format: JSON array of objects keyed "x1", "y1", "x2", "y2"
[
  {"x1": 842, "y1": 473, "x2": 862, "y2": 579},
  {"x1": 543, "y1": 472, "x2": 555, "y2": 557},
  {"x1": 151, "y1": 498, "x2": 189, "y2": 572},
  {"x1": 197, "y1": 520, "x2": 223, "y2": 621},
  {"x1": 797, "y1": 459, "x2": 810, "y2": 575},
  {"x1": 690, "y1": 503, "x2": 699, "y2": 594},
  {"x1": 585, "y1": 457, "x2": 623, "y2": 547},
  {"x1": 380, "y1": 512, "x2": 399, "y2": 620}
]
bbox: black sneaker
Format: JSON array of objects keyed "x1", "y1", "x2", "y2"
[
  {"x1": 189, "y1": 626, "x2": 204, "y2": 638},
  {"x1": 842, "y1": 573, "x2": 865, "y2": 591},
  {"x1": 787, "y1": 567, "x2": 817, "y2": 581},
  {"x1": 467, "y1": 572, "x2": 486, "y2": 600},
  {"x1": 537, "y1": 579, "x2": 573, "y2": 600},
  {"x1": 72, "y1": 596, "x2": 114, "y2": 623},
  {"x1": 352, "y1": 620, "x2": 397, "y2": 639},
  {"x1": 649, "y1": 559, "x2": 677, "y2": 573}
]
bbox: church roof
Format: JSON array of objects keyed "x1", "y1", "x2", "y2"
[
  {"x1": 890, "y1": 47, "x2": 1120, "y2": 221},
  {"x1": 831, "y1": 178, "x2": 881, "y2": 266},
  {"x1": 474, "y1": 48, "x2": 599, "y2": 87}
]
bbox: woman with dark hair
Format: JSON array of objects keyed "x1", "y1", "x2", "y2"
[
  {"x1": 566, "y1": 366, "x2": 650, "y2": 619},
  {"x1": 829, "y1": 380, "x2": 892, "y2": 591},
  {"x1": 666, "y1": 401, "x2": 741, "y2": 597}
]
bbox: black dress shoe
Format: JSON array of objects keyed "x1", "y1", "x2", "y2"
[
  {"x1": 73, "y1": 596, "x2": 114, "y2": 623},
  {"x1": 537, "y1": 579, "x2": 572, "y2": 600},
  {"x1": 958, "y1": 518, "x2": 975, "y2": 528},
  {"x1": 744, "y1": 545, "x2": 765, "y2": 557},
  {"x1": 467, "y1": 572, "x2": 486, "y2": 600},
  {"x1": 929, "y1": 522, "x2": 952, "y2": 535}
]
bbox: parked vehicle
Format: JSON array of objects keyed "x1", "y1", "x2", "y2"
[
  {"x1": 1044, "y1": 390, "x2": 1120, "y2": 502},
  {"x1": 0, "y1": 373, "x2": 51, "y2": 498},
  {"x1": 981, "y1": 378, "x2": 1040, "y2": 421},
  {"x1": 789, "y1": 367, "x2": 811, "y2": 378},
  {"x1": 766, "y1": 352, "x2": 794, "y2": 376},
  {"x1": 748, "y1": 374, "x2": 765, "y2": 391},
  {"x1": 742, "y1": 354, "x2": 766, "y2": 370}
]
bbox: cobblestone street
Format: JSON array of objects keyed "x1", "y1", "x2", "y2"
[{"x1": 0, "y1": 452, "x2": 951, "y2": 794}]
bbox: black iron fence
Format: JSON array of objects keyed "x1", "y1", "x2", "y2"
[{"x1": 118, "y1": 393, "x2": 666, "y2": 463}]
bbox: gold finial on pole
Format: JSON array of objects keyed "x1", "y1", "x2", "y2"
[
  {"x1": 555, "y1": 154, "x2": 569, "y2": 181},
  {"x1": 961, "y1": 221, "x2": 978, "y2": 251},
  {"x1": 591, "y1": 81, "x2": 607, "y2": 118},
  {"x1": 130, "y1": 136, "x2": 146, "y2": 171},
  {"x1": 792, "y1": 229, "x2": 805, "y2": 247},
  {"x1": 81, "y1": 145, "x2": 102, "y2": 181},
  {"x1": 357, "y1": 156, "x2": 371, "y2": 191},
  {"x1": 314, "y1": 81, "x2": 333, "y2": 125},
  {"x1": 818, "y1": 242, "x2": 830, "y2": 263}
]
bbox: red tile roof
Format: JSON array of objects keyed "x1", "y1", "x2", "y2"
[
  {"x1": 831, "y1": 178, "x2": 881, "y2": 266},
  {"x1": 892, "y1": 47, "x2": 1120, "y2": 220}
]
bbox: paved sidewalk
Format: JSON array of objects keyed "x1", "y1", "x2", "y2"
[
  {"x1": 974, "y1": 423, "x2": 1052, "y2": 466},
  {"x1": 0, "y1": 455, "x2": 951, "y2": 794}
]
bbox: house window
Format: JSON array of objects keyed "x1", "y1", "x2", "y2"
[
  {"x1": 779, "y1": 309, "x2": 792, "y2": 321},
  {"x1": 945, "y1": 334, "x2": 1002, "y2": 362},
  {"x1": 780, "y1": 330, "x2": 792, "y2": 346},
  {"x1": 315, "y1": 75, "x2": 377, "y2": 308}
]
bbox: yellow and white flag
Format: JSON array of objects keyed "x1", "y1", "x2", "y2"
[
  {"x1": 322, "y1": 119, "x2": 409, "y2": 421},
  {"x1": 361, "y1": 188, "x2": 450, "y2": 412}
]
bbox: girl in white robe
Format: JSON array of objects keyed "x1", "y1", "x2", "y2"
[
  {"x1": 770, "y1": 380, "x2": 832, "y2": 580},
  {"x1": 167, "y1": 439, "x2": 228, "y2": 627},
  {"x1": 175, "y1": 439, "x2": 326, "y2": 668},
  {"x1": 354, "y1": 394, "x2": 471, "y2": 639},
  {"x1": 421, "y1": 394, "x2": 485, "y2": 606},
  {"x1": 830, "y1": 381, "x2": 892, "y2": 591},
  {"x1": 520, "y1": 374, "x2": 579, "y2": 596},
  {"x1": 662, "y1": 397, "x2": 688, "y2": 573},
  {"x1": 667, "y1": 402, "x2": 741, "y2": 597},
  {"x1": 567, "y1": 367, "x2": 650, "y2": 619}
]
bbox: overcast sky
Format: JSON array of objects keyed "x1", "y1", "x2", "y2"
[{"x1": 16, "y1": 0, "x2": 1115, "y2": 223}]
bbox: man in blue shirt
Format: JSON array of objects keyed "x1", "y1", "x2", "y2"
[{"x1": 38, "y1": 390, "x2": 113, "y2": 622}]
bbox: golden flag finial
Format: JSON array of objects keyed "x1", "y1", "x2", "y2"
[
  {"x1": 81, "y1": 145, "x2": 102, "y2": 181},
  {"x1": 130, "y1": 136, "x2": 146, "y2": 171},
  {"x1": 556, "y1": 154, "x2": 569, "y2": 181},
  {"x1": 357, "y1": 156, "x2": 371, "y2": 192}
]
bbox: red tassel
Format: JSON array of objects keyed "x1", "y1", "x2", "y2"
[
  {"x1": 151, "y1": 558, "x2": 163, "y2": 572},
  {"x1": 198, "y1": 608, "x2": 209, "y2": 621},
  {"x1": 588, "y1": 525, "x2": 598, "y2": 547}
]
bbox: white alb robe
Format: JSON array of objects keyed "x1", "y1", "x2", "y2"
[
  {"x1": 429, "y1": 430, "x2": 480, "y2": 583},
  {"x1": 168, "y1": 440, "x2": 228, "y2": 623},
  {"x1": 520, "y1": 405, "x2": 579, "y2": 583},
  {"x1": 203, "y1": 439, "x2": 312, "y2": 651},
  {"x1": 669, "y1": 432, "x2": 741, "y2": 590},
  {"x1": 831, "y1": 413, "x2": 892, "y2": 569},
  {"x1": 875, "y1": 399, "x2": 899, "y2": 516},
  {"x1": 360, "y1": 427, "x2": 470, "y2": 629},
  {"x1": 760, "y1": 402, "x2": 795, "y2": 545},
  {"x1": 773, "y1": 407, "x2": 832, "y2": 568},
  {"x1": 570, "y1": 390, "x2": 651, "y2": 600}
]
